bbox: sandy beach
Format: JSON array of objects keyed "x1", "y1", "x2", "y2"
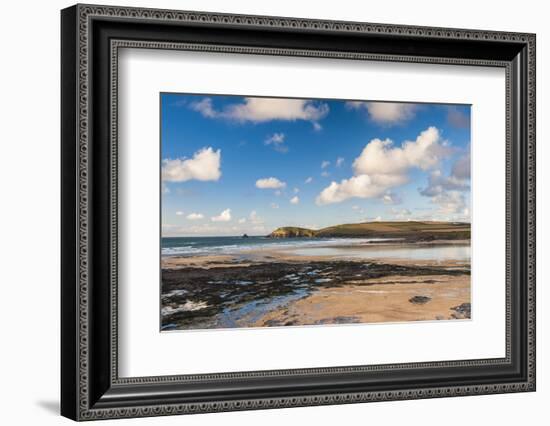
[{"x1": 161, "y1": 240, "x2": 470, "y2": 331}]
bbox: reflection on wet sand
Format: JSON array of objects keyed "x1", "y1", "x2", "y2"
[{"x1": 161, "y1": 240, "x2": 471, "y2": 331}]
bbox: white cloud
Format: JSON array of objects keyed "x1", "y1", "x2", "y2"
[
  {"x1": 265, "y1": 133, "x2": 285, "y2": 144},
  {"x1": 293, "y1": 187, "x2": 300, "y2": 193},
  {"x1": 431, "y1": 191, "x2": 468, "y2": 217},
  {"x1": 190, "y1": 97, "x2": 329, "y2": 127},
  {"x1": 316, "y1": 175, "x2": 389, "y2": 205},
  {"x1": 321, "y1": 160, "x2": 330, "y2": 169},
  {"x1": 211, "y1": 208, "x2": 231, "y2": 222},
  {"x1": 336, "y1": 157, "x2": 345, "y2": 167},
  {"x1": 264, "y1": 132, "x2": 288, "y2": 153},
  {"x1": 255, "y1": 177, "x2": 286, "y2": 189},
  {"x1": 321, "y1": 171, "x2": 330, "y2": 178},
  {"x1": 419, "y1": 169, "x2": 469, "y2": 197},
  {"x1": 162, "y1": 182, "x2": 170, "y2": 194},
  {"x1": 186, "y1": 213, "x2": 204, "y2": 220},
  {"x1": 417, "y1": 150, "x2": 470, "y2": 221},
  {"x1": 353, "y1": 127, "x2": 448, "y2": 176},
  {"x1": 270, "y1": 203, "x2": 279, "y2": 209},
  {"x1": 305, "y1": 177, "x2": 313, "y2": 184},
  {"x1": 312, "y1": 122, "x2": 323, "y2": 131},
  {"x1": 317, "y1": 172, "x2": 404, "y2": 204},
  {"x1": 290, "y1": 196, "x2": 300, "y2": 204},
  {"x1": 249, "y1": 210, "x2": 263, "y2": 224},
  {"x1": 382, "y1": 192, "x2": 402, "y2": 205},
  {"x1": 374, "y1": 216, "x2": 383, "y2": 222},
  {"x1": 162, "y1": 147, "x2": 221, "y2": 183},
  {"x1": 274, "y1": 190, "x2": 282, "y2": 196},
  {"x1": 162, "y1": 223, "x2": 220, "y2": 237},
  {"x1": 238, "y1": 218, "x2": 246, "y2": 224},
  {"x1": 419, "y1": 150, "x2": 470, "y2": 202},
  {"x1": 389, "y1": 208, "x2": 412, "y2": 219},
  {"x1": 317, "y1": 127, "x2": 449, "y2": 205},
  {"x1": 346, "y1": 101, "x2": 417, "y2": 124},
  {"x1": 189, "y1": 98, "x2": 217, "y2": 118},
  {"x1": 252, "y1": 225, "x2": 267, "y2": 233},
  {"x1": 175, "y1": 211, "x2": 184, "y2": 216}
]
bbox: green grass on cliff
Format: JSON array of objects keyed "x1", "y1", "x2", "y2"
[{"x1": 268, "y1": 221, "x2": 470, "y2": 241}]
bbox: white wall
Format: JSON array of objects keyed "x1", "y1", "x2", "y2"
[{"x1": 0, "y1": 0, "x2": 546, "y2": 424}]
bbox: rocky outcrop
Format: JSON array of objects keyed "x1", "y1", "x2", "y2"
[
  {"x1": 267, "y1": 221, "x2": 470, "y2": 241},
  {"x1": 268, "y1": 227, "x2": 317, "y2": 238}
]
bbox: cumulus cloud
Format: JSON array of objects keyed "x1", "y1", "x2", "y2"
[
  {"x1": 419, "y1": 153, "x2": 470, "y2": 197},
  {"x1": 305, "y1": 177, "x2": 313, "y2": 184},
  {"x1": 321, "y1": 160, "x2": 330, "y2": 169},
  {"x1": 418, "y1": 152, "x2": 471, "y2": 221},
  {"x1": 238, "y1": 218, "x2": 246, "y2": 224},
  {"x1": 186, "y1": 213, "x2": 204, "y2": 220},
  {"x1": 255, "y1": 177, "x2": 286, "y2": 189},
  {"x1": 317, "y1": 175, "x2": 389, "y2": 205},
  {"x1": 346, "y1": 101, "x2": 417, "y2": 124},
  {"x1": 317, "y1": 127, "x2": 448, "y2": 205},
  {"x1": 190, "y1": 97, "x2": 329, "y2": 128},
  {"x1": 162, "y1": 147, "x2": 221, "y2": 183},
  {"x1": 211, "y1": 208, "x2": 231, "y2": 222},
  {"x1": 264, "y1": 132, "x2": 288, "y2": 153},
  {"x1": 290, "y1": 196, "x2": 300, "y2": 204},
  {"x1": 175, "y1": 211, "x2": 184, "y2": 216},
  {"x1": 293, "y1": 187, "x2": 300, "y2": 194},
  {"x1": 419, "y1": 169, "x2": 469, "y2": 197},
  {"x1": 431, "y1": 191, "x2": 468, "y2": 217},
  {"x1": 336, "y1": 157, "x2": 345, "y2": 167},
  {"x1": 353, "y1": 127, "x2": 449, "y2": 176}
]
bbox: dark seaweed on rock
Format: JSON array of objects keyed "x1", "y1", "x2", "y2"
[
  {"x1": 161, "y1": 261, "x2": 470, "y2": 328},
  {"x1": 450, "y1": 302, "x2": 471, "y2": 319},
  {"x1": 409, "y1": 295, "x2": 432, "y2": 304}
]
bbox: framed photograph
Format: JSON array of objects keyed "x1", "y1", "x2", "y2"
[{"x1": 61, "y1": 4, "x2": 536, "y2": 421}]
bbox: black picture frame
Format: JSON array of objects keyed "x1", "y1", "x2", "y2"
[{"x1": 61, "y1": 4, "x2": 536, "y2": 421}]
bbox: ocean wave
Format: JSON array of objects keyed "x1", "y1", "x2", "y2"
[
  {"x1": 162, "y1": 301, "x2": 210, "y2": 317},
  {"x1": 161, "y1": 237, "x2": 395, "y2": 257}
]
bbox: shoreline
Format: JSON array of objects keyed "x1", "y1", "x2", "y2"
[
  {"x1": 161, "y1": 240, "x2": 471, "y2": 330},
  {"x1": 161, "y1": 239, "x2": 470, "y2": 270}
]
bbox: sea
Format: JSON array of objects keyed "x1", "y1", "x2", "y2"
[{"x1": 161, "y1": 236, "x2": 470, "y2": 261}]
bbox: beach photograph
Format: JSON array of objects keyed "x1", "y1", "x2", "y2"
[{"x1": 160, "y1": 94, "x2": 471, "y2": 331}]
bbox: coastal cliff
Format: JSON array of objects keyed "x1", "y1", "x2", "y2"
[
  {"x1": 268, "y1": 226, "x2": 317, "y2": 238},
  {"x1": 268, "y1": 221, "x2": 470, "y2": 241}
]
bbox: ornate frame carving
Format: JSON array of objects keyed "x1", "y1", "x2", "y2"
[{"x1": 61, "y1": 4, "x2": 536, "y2": 421}]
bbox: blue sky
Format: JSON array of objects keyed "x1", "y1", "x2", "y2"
[{"x1": 161, "y1": 93, "x2": 471, "y2": 237}]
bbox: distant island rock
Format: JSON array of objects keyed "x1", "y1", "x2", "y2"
[
  {"x1": 242, "y1": 233, "x2": 249, "y2": 238},
  {"x1": 268, "y1": 221, "x2": 470, "y2": 242}
]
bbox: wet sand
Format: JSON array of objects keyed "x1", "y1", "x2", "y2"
[
  {"x1": 161, "y1": 241, "x2": 471, "y2": 330},
  {"x1": 254, "y1": 274, "x2": 470, "y2": 327}
]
